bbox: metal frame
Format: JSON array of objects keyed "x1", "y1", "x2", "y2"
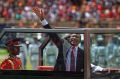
[
  {"x1": 0, "y1": 28, "x2": 120, "y2": 79},
  {"x1": 39, "y1": 36, "x2": 50, "y2": 66}
]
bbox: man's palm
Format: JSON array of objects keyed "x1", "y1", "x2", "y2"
[{"x1": 32, "y1": 7, "x2": 45, "y2": 20}]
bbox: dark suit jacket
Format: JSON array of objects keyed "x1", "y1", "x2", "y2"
[{"x1": 43, "y1": 24, "x2": 84, "y2": 73}]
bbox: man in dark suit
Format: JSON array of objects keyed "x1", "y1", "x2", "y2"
[
  {"x1": 32, "y1": 7, "x2": 84, "y2": 74},
  {"x1": 32, "y1": 8, "x2": 112, "y2": 79}
]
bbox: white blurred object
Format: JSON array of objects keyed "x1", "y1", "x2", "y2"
[
  {"x1": 81, "y1": 34, "x2": 84, "y2": 41},
  {"x1": 24, "y1": 6, "x2": 31, "y2": 11}
]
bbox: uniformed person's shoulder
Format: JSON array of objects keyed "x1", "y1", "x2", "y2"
[
  {"x1": 0, "y1": 58, "x2": 14, "y2": 69},
  {"x1": 3, "y1": 58, "x2": 14, "y2": 64},
  {"x1": 2, "y1": 57, "x2": 11, "y2": 63}
]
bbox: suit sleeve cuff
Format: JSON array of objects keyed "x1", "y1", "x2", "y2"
[{"x1": 40, "y1": 19, "x2": 48, "y2": 26}]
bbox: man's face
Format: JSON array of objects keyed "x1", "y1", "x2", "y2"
[
  {"x1": 69, "y1": 34, "x2": 80, "y2": 46},
  {"x1": 7, "y1": 41, "x2": 20, "y2": 55}
]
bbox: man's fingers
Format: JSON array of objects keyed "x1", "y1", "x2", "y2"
[
  {"x1": 32, "y1": 7, "x2": 45, "y2": 20},
  {"x1": 39, "y1": 8, "x2": 44, "y2": 14},
  {"x1": 32, "y1": 7, "x2": 39, "y2": 13},
  {"x1": 32, "y1": 7, "x2": 44, "y2": 14},
  {"x1": 32, "y1": 7, "x2": 37, "y2": 12},
  {"x1": 40, "y1": 9, "x2": 42, "y2": 14}
]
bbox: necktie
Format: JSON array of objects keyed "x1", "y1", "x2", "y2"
[{"x1": 70, "y1": 46, "x2": 75, "y2": 71}]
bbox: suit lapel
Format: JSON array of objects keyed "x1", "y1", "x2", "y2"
[{"x1": 76, "y1": 47, "x2": 84, "y2": 71}]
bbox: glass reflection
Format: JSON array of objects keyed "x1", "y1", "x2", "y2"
[{"x1": 90, "y1": 34, "x2": 120, "y2": 79}]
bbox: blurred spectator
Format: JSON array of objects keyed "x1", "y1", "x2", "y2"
[
  {"x1": 91, "y1": 35, "x2": 107, "y2": 67},
  {"x1": 28, "y1": 38, "x2": 41, "y2": 70},
  {"x1": 18, "y1": 38, "x2": 28, "y2": 69},
  {"x1": 106, "y1": 35, "x2": 120, "y2": 67}
]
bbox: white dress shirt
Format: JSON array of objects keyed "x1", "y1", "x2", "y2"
[
  {"x1": 40, "y1": 19, "x2": 48, "y2": 26},
  {"x1": 66, "y1": 46, "x2": 79, "y2": 71}
]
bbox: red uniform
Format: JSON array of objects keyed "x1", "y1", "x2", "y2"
[{"x1": 0, "y1": 56, "x2": 22, "y2": 70}]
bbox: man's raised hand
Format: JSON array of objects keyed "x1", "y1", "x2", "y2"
[{"x1": 32, "y1": 7, "x2": 45, "y2": 21}]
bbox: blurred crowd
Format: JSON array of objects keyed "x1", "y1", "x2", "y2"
[
  {"x1": 0, "y1": 0, "x2": 120, "y2": 28},
  {"x1": 90, "y1": 34, "x2": 120, "y2": 68}
]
